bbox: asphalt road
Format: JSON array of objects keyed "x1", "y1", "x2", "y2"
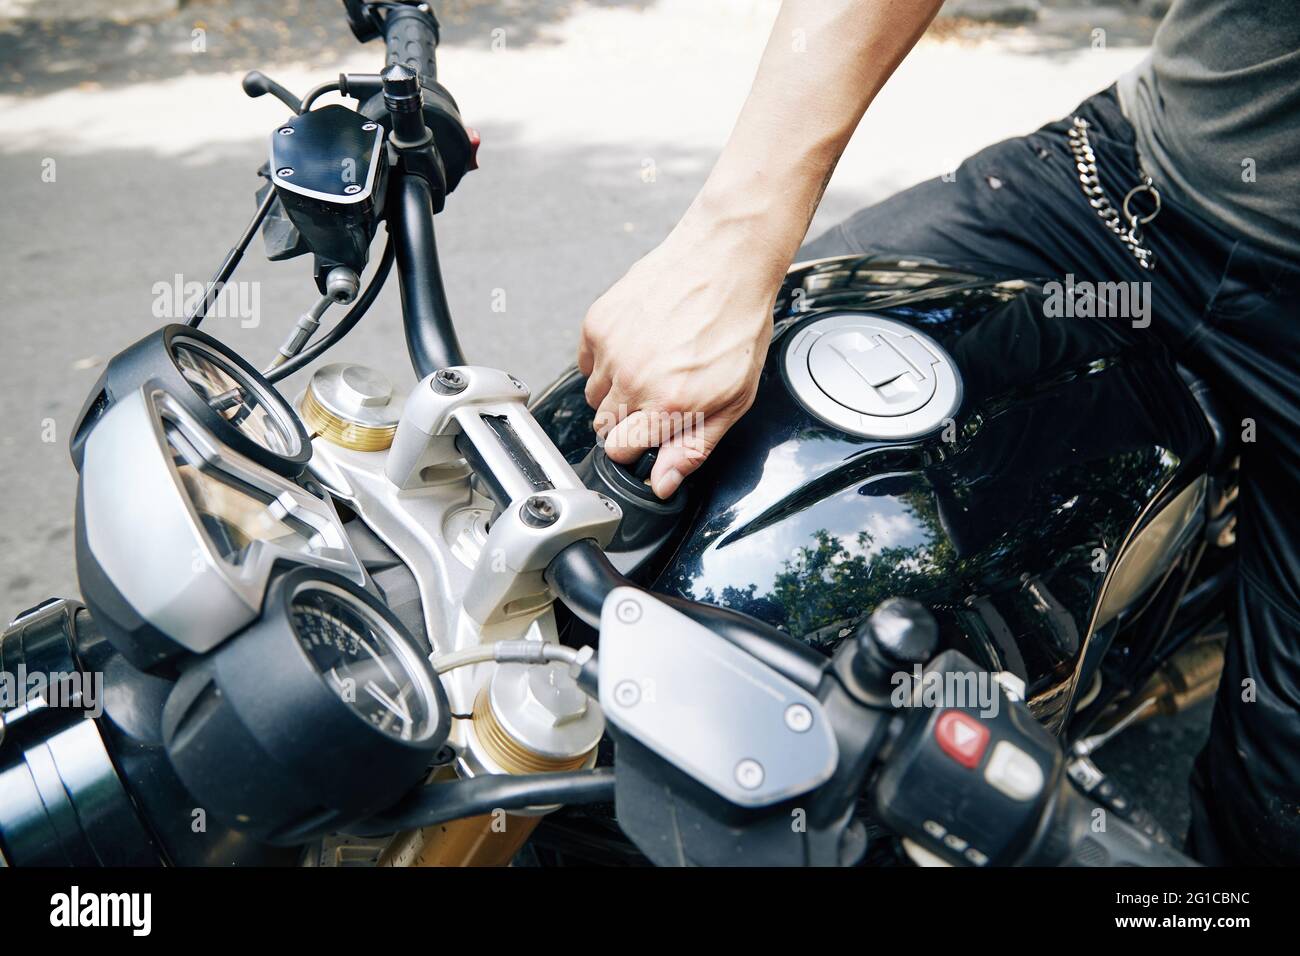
[{"x1": 0, "y1": 0, "x2": 1208, "y2": 843}]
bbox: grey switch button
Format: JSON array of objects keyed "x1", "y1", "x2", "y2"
[{"x1": 983, "y1": 740, "x2": 1044, "y2": 802}]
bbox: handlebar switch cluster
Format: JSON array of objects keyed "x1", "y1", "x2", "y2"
[
  {"x1": 871, "y1": 649, "x2": 1063, "y2": 866},
  {"x1": 1066, "y1": 755, "x2": 1173, "y2": 846}
]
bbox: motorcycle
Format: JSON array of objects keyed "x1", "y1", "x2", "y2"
[{"x1": 0, "y1": 0, "x2": 1231, "y2": 868}]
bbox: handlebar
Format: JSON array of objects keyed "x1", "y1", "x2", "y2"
[
  {"x1": 392, "y1": 174, "x2": 465, "y2": 376},
  {"x1": 369, "y1": 1, "x2": 469, "y2": 378},
  {"x1": 358, "y1": 569, "x2": 1197, "y2": 866},
  {"x1": 383, "y1": 3, "x2": 441, "y2": 85},
  {"x1": 1037, "y1": 782, "x2": 1195, "y2": 867}
]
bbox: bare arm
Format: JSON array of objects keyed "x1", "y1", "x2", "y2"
[{"x1": 580, "y1": 0, "x2": 944, "y2": 498}]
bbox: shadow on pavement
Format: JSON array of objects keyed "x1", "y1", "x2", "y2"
[{"x1": 0, "y1": 0, "x2": 654, "y2": 97}]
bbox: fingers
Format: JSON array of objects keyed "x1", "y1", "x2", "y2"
[
  {"x1": 593, "y1": 385, "x2": 632, "y2": 440},
  {"x1": 599, "y1": 395, "x2": 751, "y2": 497},
  {"x1": 577, "y1": 332, "x2": 595, "y2": 377},
  {"x1": 648, "y1": 429, "x2": 708, "y2": 499},
  {"x1": 578, "y1": 302, "x2": 609, "y2": 403},
  {"x1": 602, "y1": 408, "x2": 654, "y2": 465},
  {"x1": 584, "y1": 366, "x2": 612, "y2": 411},
  {"x1": 646, "y1": 410, "x2": 738, "y2": 499}
]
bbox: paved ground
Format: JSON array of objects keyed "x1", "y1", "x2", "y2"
[{"x1": 0, "y1": 0, "x2": 1207, "y2": 840}]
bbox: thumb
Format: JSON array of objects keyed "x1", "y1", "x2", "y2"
[{"x1": 647, "y1": 411, "x2": 735, "y2": 499}]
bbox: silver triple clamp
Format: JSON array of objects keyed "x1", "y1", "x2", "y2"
[{"x1": 385, "y1": 366, "x2": 622, "y2": 625}]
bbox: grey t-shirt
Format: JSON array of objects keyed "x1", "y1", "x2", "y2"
[{"x1": 1118, "y1": 0, "x2": 1300, "y2": 263}]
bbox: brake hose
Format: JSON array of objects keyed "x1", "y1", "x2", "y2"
[
  {"x1": 299, "y1": 81, "x2": 341, "y2": 112},
  {"x1": 346, "y1": 768, "x2": 616, "y2": 836},
  {"x1": 430, "y1": 640, "x2": 594, "y2": 675},
  {"x1": 265, "y1": 233, "x2": 395, "y2": 384}
]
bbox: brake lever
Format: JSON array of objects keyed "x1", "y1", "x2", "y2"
[{"x1": 241, "y1": 70, "x2": 303, "y2": 114}]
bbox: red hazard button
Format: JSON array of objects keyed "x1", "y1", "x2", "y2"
[{"x1": 935, "y1": 710, "x2": 990, "y2": 769}]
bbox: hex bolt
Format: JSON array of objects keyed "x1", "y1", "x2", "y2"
[
  {"x1": 522, "y1": 495, "x2": 558, "y2": 527},
  {"x1": 784, "y1": 703, "x2": 813, "y2": 733},
  {"x1": 278, "y1": 126, "x2": 294, "y2": 135},
  {"x1": 433, "y1": 368, "x2": 467, "y2": 393},
  {"x1": 344, "y1": 184, "x2": 362, "y2": 195},
  {"x1": 335, "y1": 364, "x2": 391, "y2": 408},
  {"x1": 277, "y1": 167, "x2": 294, "y2": 177},
  {"x1": 735, "y1": 759, "x2": 765, "y2": 790},
  {"x1": 613, "y1": 680, "x2": 641, "y2": 708},
  {"x1": 361, "y1": 122, "x2": 378, "y2": 131},
  {"x1": 525, "y1": 662, "x2": 589, "y2": 727},
  {"x1": 615, "y1": 598, "x2": 641, "y2": 624}
]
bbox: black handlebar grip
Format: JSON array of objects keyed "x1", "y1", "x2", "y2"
[
  {"x1": 1048, "y1": 785, "x2": 1198, "y2": 867},
  {"x1": 384, "y1": 5, "x2": 440, "y2": 85}
]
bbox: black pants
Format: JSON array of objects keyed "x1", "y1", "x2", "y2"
[{"x1": 802, "y1": 87, "x2": 1300, "y2": 866}]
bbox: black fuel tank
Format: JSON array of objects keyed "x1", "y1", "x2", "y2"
[{"x1": 534, "y1": 256, "x2": 1214, "y2": 728}]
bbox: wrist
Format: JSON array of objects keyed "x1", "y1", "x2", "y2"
[
  {"x1": 675, "y1": 178, "x2": 801, "y2": 283},
  {"x1": 685, "y1": 142, "x2": 835, "y2": 272}
]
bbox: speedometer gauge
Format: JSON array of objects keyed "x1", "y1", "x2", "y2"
[
  {"x1": 173, "y1": 337, "x2": 300, "y2": 459},
  {"x1": 75, "y1": 389, "x2": 362, "y2": 669},
  {"x1": 70, "y1": 324, "x2": 312, "y2": 478},
  {"x1": 291, "y1": 583, "x2": 433, "y2": 742},
  {"x1": 162, "y1": 569, "x2": 449, "y2": 844}
]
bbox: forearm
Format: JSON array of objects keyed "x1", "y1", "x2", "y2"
[
  {"x1": 682, "y1": 0, "x2": 943, "y2": 276},
  {"x1": 580, "y1": 2, "x2": 942, "y2": 495}
]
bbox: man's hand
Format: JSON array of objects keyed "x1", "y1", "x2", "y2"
[
  {"x1": 578, "y1": 0, "x2": 944, "y2": 499},
  {"x1": 579, "y1": 205, "x2": 782, "y2": 500}
]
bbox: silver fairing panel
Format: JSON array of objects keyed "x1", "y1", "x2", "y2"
[{"x1": 79, "y1": 388, "x2": 364, "y2": 657}]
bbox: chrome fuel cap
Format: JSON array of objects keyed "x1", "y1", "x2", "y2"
[{"x1": 783, "y1": 313, "x2": 961, "y2": 439}]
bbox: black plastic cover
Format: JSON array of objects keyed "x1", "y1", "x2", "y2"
[
  {"x1": 0, "y1": 600, "x2": 298, "y2": 866},
  {"x1": 269, "y1": 104, "x2": 388, "y2": 280}
]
